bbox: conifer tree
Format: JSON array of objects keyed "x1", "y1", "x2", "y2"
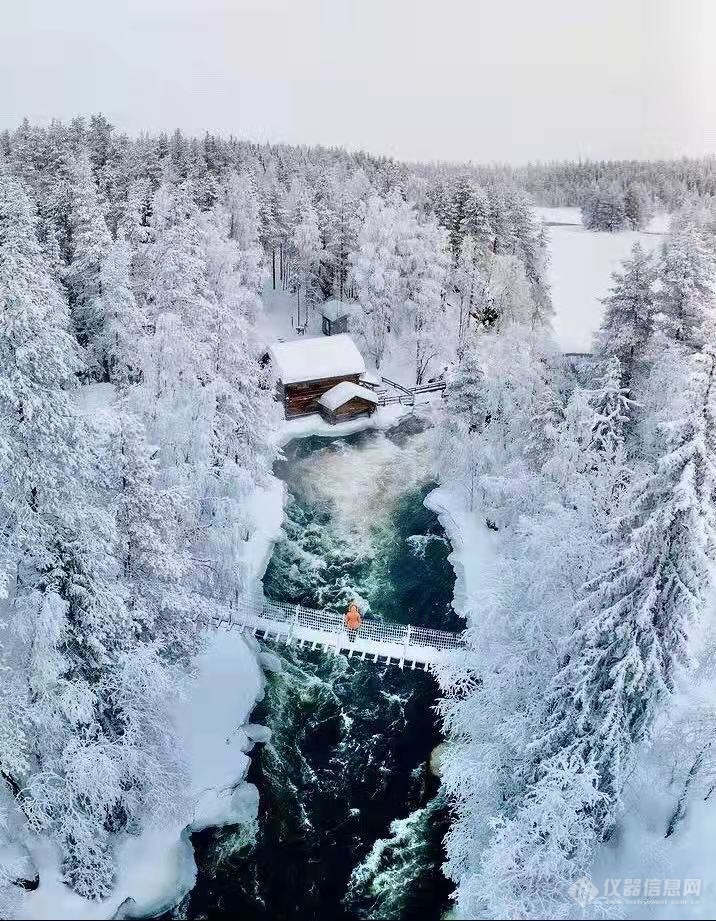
[
  {"x1": 597, "y1": 242, "x2": 657, "y2": 387},
  {"x1": 64, "y1": 150, "x2": 112, "y2": 371}
]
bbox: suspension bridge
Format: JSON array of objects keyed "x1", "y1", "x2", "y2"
[{"x1": 207, "y1": 594, "x2": 465, "y2": 670}]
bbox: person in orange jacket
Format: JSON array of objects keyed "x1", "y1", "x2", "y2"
[{"x1": 345, "y1": 601, "x2": 362, "y2": 640}]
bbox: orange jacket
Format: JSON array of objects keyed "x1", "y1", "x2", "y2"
[{"x1": 345, "y1": 604, "x2": 362, "y2": 631}]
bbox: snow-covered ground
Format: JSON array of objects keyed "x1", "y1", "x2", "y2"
[
  {"x1": 258, "y1": 283, "x2": 422, "y2": 388},
  {"x1": 19, "y1": 631, "x2": 266, "y2": 921},
  {"x1": 535, "y1": 207, "x2": 668, "y2": 353},
  {"x1": 591, "y1": 761, "x2": 716, "y2": 920},
  {"x1": 281, "y1": 404, "x2": 408, "y2": 445},
  {"x1": 423, "y1": 486, "x2": 496, "y2": 628},
  {"x1": 258, "y1": 283, "x2": 323, "y2": 346}
]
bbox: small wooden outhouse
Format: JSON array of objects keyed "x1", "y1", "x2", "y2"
[
  {"x1": 318, "y1": 382, "x2": 379, "y2": 424},
  {"x1": 320, "y1": 299, "x2": 351, "y2": 336}
]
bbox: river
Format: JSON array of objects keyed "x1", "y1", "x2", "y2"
[{"x1": 174, "y1": 415, "x2": 460, "y2": 920}]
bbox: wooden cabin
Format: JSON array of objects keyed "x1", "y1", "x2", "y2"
[
  {"x1": 318, "y1": 382, "x2": 379, "y2": 425},
  {"x1": 267, "y1": 334, "x2": 368, "y2": 420},
  {"x1": 320, "y1": 299, "x2": 351, "y2": 336}
]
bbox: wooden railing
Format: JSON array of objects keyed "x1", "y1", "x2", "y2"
[{"x1": 377, "y1": 377, "x2": 446, "y2": 407}]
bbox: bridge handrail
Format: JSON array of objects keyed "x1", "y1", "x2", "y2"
[
  {"x1": 410, "y1": 381, "x2": 446, "y2": 395},
  {"x1": 226, "y1": 593, "x2": 464, "y2": 653},
  {"x1": 380, "y1": 375, "x2": 413, "y2": 398}
]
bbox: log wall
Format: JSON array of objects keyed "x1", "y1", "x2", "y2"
[
  {"x1": 319, "y1": 396, "x2": 377, "y2": 425},
  {"x1": 283, "y1": 373, "x2": 362, "y2": 418}
]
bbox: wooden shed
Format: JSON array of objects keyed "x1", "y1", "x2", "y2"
[
  {"x1": 318, "y1": 382, "x2": 379, "y2": 425},
  {"x1": 267, "y1": 334, "x2": 367, "y2": 419},
  {"x1": 320, "y1": 299, "x2": 351, "y2": 336}
]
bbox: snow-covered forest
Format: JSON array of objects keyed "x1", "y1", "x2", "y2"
[
  {"x1": 2, "y1": 115, "x2": 716, "y2": 919},
  {"x1": 443, "y1": 156, "x2": 716, "y2": 212}
]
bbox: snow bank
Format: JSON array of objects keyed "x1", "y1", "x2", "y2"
[
  {"x1": 241, "y1": 476, "x2": 286, "y2": 593},
  {"x1": 589, "y1": 742, "x2": 716, "y2": 920},
  {"x1": 19, "y1": 629, "x2": 265, "y2": 920},
  {"x1": 533, "y1": 206, "x2": 582, "y2": 226},
  {"x1": 176, "y1": 630, "x2": 264, "y2": 830},
  {"x1": 280, "y1": 403, "x2": 407, "y2": 445},
  {"x1": 423, "y1": 486, "x2": 497, "y2": 627}
]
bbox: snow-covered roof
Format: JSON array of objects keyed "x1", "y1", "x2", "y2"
[
  {"x1": 320, "y1": 299, "x2": 351, "y2": 321},
  {"x1": 268, "y1": 334, "x2": 365, "y2": 385},
  {"x1": 318, "y1": 382, "x2": 379, "y2": 412}
]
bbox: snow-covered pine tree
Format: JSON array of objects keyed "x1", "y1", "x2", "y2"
[
  {"x1": 536, "y1": 339, "x2": 716, "y2": 833},
  {"x1": 98, "y1": 232, "x2": 143, "y2": 383},
  {"x1": 484, "y1": 254, "x2": 538, "y2": 331},
  {"x1": 63, "y1": 150, "x2": 112, "y2": 373},
  {"x1": 581, "y1": 181, "x2": 627, "y2": 231},
  {"x1": 505, "y1": 186, "x2": 553, "y2": 324},
  {"x1": 597, "y1": 242, "x2": 657, "y2": 388},
  {"x1": 458, "y1": 183, "x2": 492, "y2": 251},
  {"x1": 111, "y1": 400, "x2": 195, "y2": 651},
  {"x1": 658, "y1": 222, "x2": 715, "y2": 352},
  {"x1": 289, "y1": 189, "x2": 322, "y2": 327},
  {"x1": 623, "y1": 181, "x2": 653, "y2": 231},
  {"x1": 221, "y1": 172, "x2": 265, "y2": 332},
  {"x1": 194, "y1": 201, "x2": 280, "y2": 603},
  {"x1": 142, "y1": 181, "x2": 214, "y2": 394},
  {"x1": 452, "y1": 235, "x2": 489, "y2": 345}
]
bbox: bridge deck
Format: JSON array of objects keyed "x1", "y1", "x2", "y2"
[{"x1": 209, "y1": 595, "x2": 464, "y2": 669}]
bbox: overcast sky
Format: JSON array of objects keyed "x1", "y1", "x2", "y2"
[{"x1": 1, "y1": 0, "x2": 714, "y2": 164}]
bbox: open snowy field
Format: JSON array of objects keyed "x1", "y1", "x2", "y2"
[{"x1": 536, "y1": 207, "x2": 668, "y2": 353}]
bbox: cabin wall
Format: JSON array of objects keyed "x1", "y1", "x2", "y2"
[
  {"x1": 322, "y1": 315, "x2": 350, "y2": 336},
  {"x1": 283, "y1": 373, "x2": 362, "y2": 418}
]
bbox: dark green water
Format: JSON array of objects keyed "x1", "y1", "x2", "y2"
[{"x1": 178, "y1": 419, "x2": 459, "y2": 920}]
